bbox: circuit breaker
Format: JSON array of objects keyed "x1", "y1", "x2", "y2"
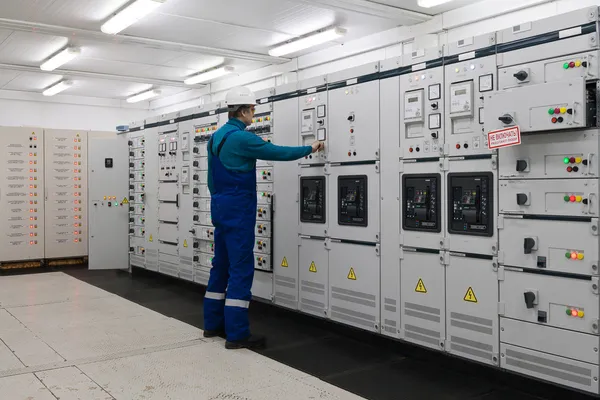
[
  {"x1": 300, "y1": 176, "x2": 326, "y2": 224},
  {"x1": 329, "y1": 163, "x2": 380, "y2": 243},
  {"x1": 338, "y1": 175, "x2": 368, "y2": 227},
  {"x1": 444, "y1": 34, "x2": 497, "y2": 156},
  {"x1": 400, "y1": 47, "x2": 445, "y2": 159},
  {"x1": 327, "y1": 63, "x2": 381, "y2": 163},
  {"x1": 402, "y1": 174, "x2": 441, "y2": 233},
  {"x1": 299, "y1": 77, "x2": 328, "y2": 164},
  {"x1": 448, "y1": 172, "x2": 493, "y2": 237}
]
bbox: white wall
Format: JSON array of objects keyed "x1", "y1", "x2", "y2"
[
  {"x1": 0, "y1": 89, "x2": 150, "y2": 132},
  {"x1": 0, "y1": 98, "x2": 148, "y2": 131}
]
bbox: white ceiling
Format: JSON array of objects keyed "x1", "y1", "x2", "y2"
[{"x1": 0, "y1": 0, "x2": 483, "y2": 102}]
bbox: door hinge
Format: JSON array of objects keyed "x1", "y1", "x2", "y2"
[
  {"x1": 375, "y1": 161, "x2": 381, "y2": 174},
  {"x1": 398, "y1": 159, "x2": 404, "y2": 173},
  {"x1": 491, "y1": 154, "x2": 498, "y2": 170},
  {"x1": 399, "y1": 247, "x2": 404, "y2": 260},
  {"x1": 498, "y1": 215, "x2": 504, "y2": 230},
  {"x1": 498, "y1": 302, "x2": 506, "y2": 316},
  {"x1": 497, "y1": 266, "x2": 505, "y2": 281},
  {"x1": 441, "y1": 251, "x2": 450, "y2": 266},
  {"x1": 592, "y1": 218, "x2": 599, "y2": 236},
  {"x1": 375, "y1": 244, "x2": 381, "y2": 257},
  {"x1": 440, "y1": 157, "x2": 449, "y2": 172},
  {"x1": 592, "y1": 276, "x2": 599, "y2": 295},
  {"x1": 492, "y1": 257, "x2": 499, "y2": 272}
]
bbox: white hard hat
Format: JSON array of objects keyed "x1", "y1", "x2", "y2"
[{"x1": 225, "y1": 86, "x2": 257, "y2": 107}]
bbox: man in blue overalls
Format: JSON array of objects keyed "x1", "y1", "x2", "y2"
[{"x1": 204, "y1": 86, "x2": 324, "y2": 349}]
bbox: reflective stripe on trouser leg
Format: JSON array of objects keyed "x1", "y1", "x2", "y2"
[
  {"x1": 224, "y1": 216, "x2": 256, "y2": 342},
  {"x1": 205, "y1": 292, "x2": 226, "y2": 300},
  {"x1": 204, "y1": 224, "x2": 230, "y2": 332},
  {"x1": 225, "y1": 299, "x2": 249, "y2": 308}
]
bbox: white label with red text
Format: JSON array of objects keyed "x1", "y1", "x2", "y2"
[{"x1": 488, "y1": 126, "x2": 521, "y2": 150}]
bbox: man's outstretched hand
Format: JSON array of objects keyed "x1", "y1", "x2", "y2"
[{"x1": 311, "y1": 141, "x2": 325, "y2": 153}]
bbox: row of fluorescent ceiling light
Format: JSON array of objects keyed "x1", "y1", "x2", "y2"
[{"x1": 41, "y1": 0, "x2": 449, "y2": 101}]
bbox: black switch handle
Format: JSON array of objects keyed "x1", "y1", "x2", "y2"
[
  {"x1": 524, "y1": 237, "x2": 536, "y2": 254},
  {"x1": 516, "y1": 159, "x2": 528, "y2": 172},
  {"x1": 513, "y1": 70, "x2": 528, "y2": 81},
  {"x1": 498, "y1": 114, "x2": 514, "y2": 125},
  {"x1": 516, "y1": 193, "x2": 528, "y2": 205},
  {"x1": 524, "y1": 291, "x2": 536, "y2": 309}
]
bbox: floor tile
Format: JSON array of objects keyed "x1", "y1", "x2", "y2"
[
  {"x1": 79, "y1": 342, "x2": 362, "y2": 400},
  {"x1": 36, "y1": 366, "x2": 115, "y2": 400},
  {"x1": 0, "y1": 339, "x2": 24, "y2": 371},
  {"x1": 0, "y1": 373, "x2": 56, "y2": 400},
  {"x1": 0, "y1": 309, "x2": 65, "y2": 367}
]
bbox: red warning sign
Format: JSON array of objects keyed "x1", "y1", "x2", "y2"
[{"x1": 487, "y1": 126, "x2": 521, "y2": 150}]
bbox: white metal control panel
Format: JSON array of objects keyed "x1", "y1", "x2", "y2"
[
  {"x1": 400, "y1": 46, "x2": 445, "y2": 159},
  {"x1": 44, "y1": 129, "x2": 88, "y2": 259},
  {"x1": 444, "y1": 33, "x2": 497, "y2": 156},
  {"x1": 0, "y1": 127, "x2": 45, "y2": 262}
]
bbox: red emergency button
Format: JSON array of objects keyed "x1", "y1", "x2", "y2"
[
  {"x1": 570, "y1": 195, "x2": 576, "y2": 202},
  {"x1": 409, "y1": 148, "x2": 414, "y2": 153},
  {"x1": 456, "y1": 144, "x2": 461, "y2": 149},
  {"x1": 551, "y1": 117, "x2": 557, "y2": 124}
]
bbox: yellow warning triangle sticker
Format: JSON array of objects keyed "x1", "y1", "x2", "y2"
[
  {"x1": 415, "y1": 278, "x2": 427, "y2": 293},
  {"x1": 281, "y1": 257, "x2": 288, "y2": 267},
  {"x1": 183, "y1": 239, "x2": 188, "y2": 248},
  {"x1": 347, "y1": 267, "x2": 357, "y2": 280},
  {"x1": 122, "y1": 197, "x2": 129, "y2": 204},
  {"x1": 149, "y1": 234, "x2": 153, "y2": 242},
  {"x1": 309, "y1": 261, "x2": 317, "y2": 273},
  {"x1": 464, "y1": 287, "x2": 478, "y2": 303}
]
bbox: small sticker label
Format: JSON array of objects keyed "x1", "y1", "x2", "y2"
[
  {"x1": 149, "y1": 234, "x2": 153, "y2": 242},
  {"x1": 464, "y1": 287, "x2": 478, "y2": 303},
  {"x1": 415, "y1": 278, "x2": 427, "y2": 293},
  {"x1": 122, "y1": 197, "x2": 129, "y2": 204},
  {"x1": 559, "y1": 26, "x2": 582, "y2": 39},
  {"x1": 346, "y1": 78, "x2": 358, "y2": 86},
  {"x1": 411, "y1": 62, "x2": 426, "y2": 72},
  {"x1": 458, "y1": 51, "x2": 476, "y2": 61},
  {"x1": 347, "y1": 267, "x2": 357, "y2": 280},
  {"x1": 488, "y1": 126, "x2": 521, "y2": 150},
  {"x1": 281, "y1": 257, "x2": 288, "y2": 268},
  {"x1": 183, "y1": 240, "x2": 188, "y2": 248},
  {"x1": 309, "y1": 261, "x2": 317, "y2": 273}
]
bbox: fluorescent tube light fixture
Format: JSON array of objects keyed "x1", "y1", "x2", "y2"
[
  {"x1": 268, "y1": 27, "x2": 347, "y2": 57},
  {"x1": 43, "y1": 80, "x2": 73, "y2": 96},
  {"x1": 417, "y1": 0, "x2": 454, "y2": 7},
  {"x1": 127, "y1": 89, "x2": 161, "y2": 103},
  {"x1": 101, "y1": 0, "x2": 167, "y2": 35},
  {"x1": 184, "y1": 66, "x2": 235, "y2": 85},
  {"x1": 40, "y1": 47, "x2": 80, "y2": 71}
]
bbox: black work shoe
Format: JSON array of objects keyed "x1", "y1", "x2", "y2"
[
  {"x1": 203, "y1": 329, "x2": 225, "y2": 338},
  {"x1": 225, "y1": 334, "x2": 266, "y2": 350}
]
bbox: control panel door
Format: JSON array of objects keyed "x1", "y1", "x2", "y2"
[{"x1": 89, "y1": 136, "x2": 129, "y2": 270}]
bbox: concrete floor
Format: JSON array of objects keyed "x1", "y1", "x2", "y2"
[{"x1": 0, "y1": 271, "x2": 362, "y2": 400}]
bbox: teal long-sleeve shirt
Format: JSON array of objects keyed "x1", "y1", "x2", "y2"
[{"x1": 207, "y1": 118, "x2": 312, "y2": 193}]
